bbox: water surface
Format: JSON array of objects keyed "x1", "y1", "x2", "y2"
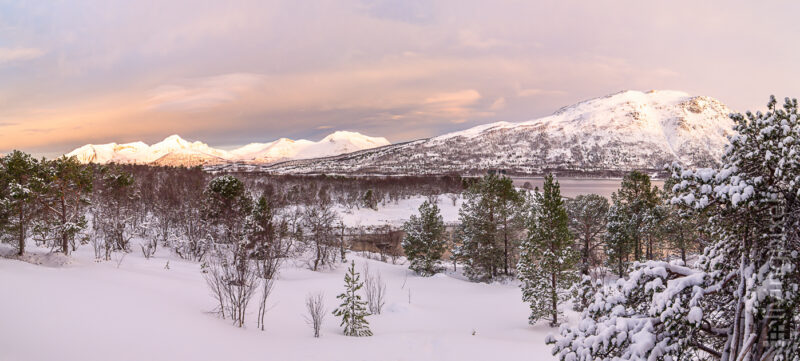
[{"x1": 511, "y1": 177, "x2": 665, "y2": 199}]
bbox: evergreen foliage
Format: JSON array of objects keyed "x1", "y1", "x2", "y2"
[
  {"x1": 604, "y1": 171, "x2": 660, "y2": 276},
  {"x1": 333, "y1": 261, "x2": 372, "y2": 337},
  {"x1": 33, "y1": 156, "x2": 93, "y2": 255},
  {"x1": 517, "y1": 174, "x2": 577, "y2": 327},
  {"x1": 453, "y1": 174, "x2": 523, "y2": 282},
  {"x1": 0, "y1": 151, "x2": 44, "y2": 256},
  {"x1": 402, "y1": 200, "x2": 447, "y2": 276},
  {"x1": 565, "y1": 194, "x2": 608, "y2": 311}
]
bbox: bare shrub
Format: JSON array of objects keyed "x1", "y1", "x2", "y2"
[
  {"x1": 302, "y1": 201, "x2": 339, "y2": 271},
  {"x1": 139, "y1": 238, "x2": 157, "y2": 259},
  {"x1": 362, "y1": 263, "x2": 386, "y2": 315},
  {"x1": 304, "y1": 292, "x2": 327, "y2": 337},
  {"x1": 203, "y1": 245, "x2": 260, "y2": 327}
]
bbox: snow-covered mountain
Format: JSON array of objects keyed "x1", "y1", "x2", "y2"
[
  {"x1": 252, "y1": 90, "x2": 734, "y2": 176},
  {"x1": 229, "y1": 131, "x2": 391, "y2": 164},
  {"x1": 66, "y1": 131, "x2": 390, "y2": 167}
]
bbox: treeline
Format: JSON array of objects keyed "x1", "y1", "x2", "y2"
[
  {"x1": 400, "y1": 170, "x2": 705, "y2": 326},
  {"x1": 0, "y1": 154, "x2": 459, "y2": 334},
  {"x1": 0, "y1": 158, "x2": 466, "y2": 259}
]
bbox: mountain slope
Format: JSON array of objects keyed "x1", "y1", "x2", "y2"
[
  {"x1": 254, "y1": 90, "x2": 734, "y2": 176},
  {"x1": 65, "y1": 131, "x2": 390, "y2": 167}
]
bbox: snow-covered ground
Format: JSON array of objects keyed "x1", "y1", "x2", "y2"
[
  {"x1": 0, "y1": 240, "x2": 566, "y2": 361},
  {"x1": 335, "y1": 195, "x2": 463, "y2": 228}
]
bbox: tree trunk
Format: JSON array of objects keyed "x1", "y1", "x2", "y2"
[
  {"x1": 314, "y1": 241, "x2": 321, "y2": 271},
  {"x1": 61, "y1": 193, "x2": 69, "y2": 255},
  {"x1": 17, "y1": 206, "x2": 25, "y2": 256},
  {"x1": 503, "y1": 221, "x2": 509, "y2": 275},
  {"x1": 551, "y1": 271, "x2": 558, "y2": 326},
  {"x1": 680, "y1": 246, "x2": 686, "y2": 264},
  {"x1": 582, "y1": 235, "x2": 590, "y2": 275}
]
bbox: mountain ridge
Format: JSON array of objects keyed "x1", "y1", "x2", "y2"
[
  {"x1": 66, "y1": 89, "x2": 735, "y2": 175},
  {"x1": 221, "y1": 90, "x2": 734, "y2": 176},
  {"x1": 65, "y1": 131, "x2": 391, "y2": 167}
]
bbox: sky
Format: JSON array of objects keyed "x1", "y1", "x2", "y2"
[{"x1": 2, "y1": 0, "x2": 800, "y2": 157}]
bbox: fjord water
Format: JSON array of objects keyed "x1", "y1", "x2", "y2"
[{"x1": 511, "y1": 178, "x2": 666, "y2": 199}]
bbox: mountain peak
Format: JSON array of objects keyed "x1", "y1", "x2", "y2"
[
  {"x1": 64, "y1": 130, "x2": 391, "y2": 166},
  {"x1": 321, "y1": 131, "x2": 390, "y2": 146},
  {"x1": 162, "y1": 134, "x2": 186, "y2": 142}
]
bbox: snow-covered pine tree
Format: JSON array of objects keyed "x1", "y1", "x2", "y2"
[
  {"x1": 549, "y1": 96, "x2": 800, "y2": 361},
  {"x1": 453, "y1": 174, "x2": 523, "y2": 281},
  {"x1": 659, "y1": 178, "x2": 708, "y2": 264},
  {"x1": 333, "y1": 261, "x2": 372, "y2": 337},
  {"x1": 518, "y1": 174, "x2": 577, "y2": 327},
  {"x1": 33, "y1": 156, "x2": 93, "y2": 255},
  {"x1": 402, "y1": 200, "x2": 447, "y2": 276},
  {"x1": 0, "y1": 151, "x2": 45, "y2": 256}
]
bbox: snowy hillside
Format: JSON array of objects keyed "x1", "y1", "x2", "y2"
[
  {"x1": 255, "y1": 90, "x2": 734, "y2": 176},
  {"x1": 65, "y1": 131, "x2": 390, "y2": 167}
]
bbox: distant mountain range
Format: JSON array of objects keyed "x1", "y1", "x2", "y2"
[
  {"x1": 67, "y1": 90, "x2": 735, "y2": 176},
  {"x1": 66, "y1": 131, "x2": 390, "y2": 167},
  {"x1": 223, "y1": 90, "x2": 734, "y2": 176}
]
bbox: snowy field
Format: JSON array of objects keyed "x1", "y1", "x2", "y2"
[
  {"x1": 335, "y1": 195, "x2": 463, "y2": 227},
  {"x1": 0, "y1": 242, "x2": 565, "y2": 361}
]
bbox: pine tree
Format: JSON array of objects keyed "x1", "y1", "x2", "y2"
[
  {"x1": 518, "y1": 174, "x2": 577, "y2": 327},
  {"x1": 659, "y1": 179, "x2": 707, "y2": 264},
  {"x1": 202, "y1": 175, "x2": 253, "y2": 248},
  {"x1": 333, "y1": 261, "x2": 372, "y2": 337},
  {"x1": 0, "y1": 151, "x2": 45, "y2": 256},
  {"x1": 33, "y1": 156, "x2": 93, "y2": 255},
  {"x1": 453, "y1": 174, "x2": 523, "y2": 282},
  {"x1": 402, "y1": 200, "x2": 446, "y2": 276},
  {"x1": 564, "y1": 194, "x2": 608, "y2": 311},
  {"x1": 604, "y1": 171, "x2": 660, "y2": 276}
]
